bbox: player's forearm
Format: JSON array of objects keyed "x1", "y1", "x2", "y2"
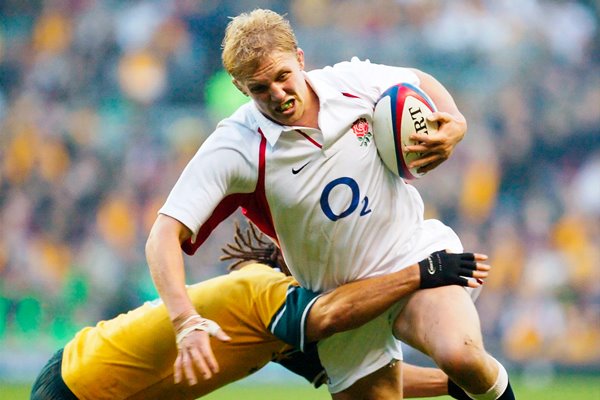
[
  {"x1": 306, "y1": 265, "x2": 420, "y2": 342},
  {"x1": 145, "y1": 214, "x2": 196, "y2": 321},
  {"x1": 307, "y1": 252, "x2": 487, "y2": 342},
  {"x1": 411, "y1": 68, "x2": 466, "y2": 123}
]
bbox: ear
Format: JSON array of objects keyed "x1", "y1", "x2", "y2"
[
  {"x1": 297, "y1": 48, "x2": 305, "y2": 70},
  {"x1": 232, "y1": 78, "x2": 248, "y2": 96}
]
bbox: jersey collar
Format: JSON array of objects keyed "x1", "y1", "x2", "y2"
[{"x1": 249, "y1": 103, "x2": 289, "y2": 146}]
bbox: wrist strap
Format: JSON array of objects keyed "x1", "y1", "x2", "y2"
[
  {"x1": 177, "y1": 315, "x2": 202, "y2": 329},
  {"x1": 175, "y1": 318, "x2": 220, "y2": 346},
  {"x1": 176, "y1": 321, "x2": 207, "y2": 346}
]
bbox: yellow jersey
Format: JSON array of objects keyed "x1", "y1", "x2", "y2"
[{"x1": 61, "y1": 264, "x2": 321, "y2": 400}]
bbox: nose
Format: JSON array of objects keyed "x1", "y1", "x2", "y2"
[{"x1": 269, "y1": 83, "x2": 286, "y2": 101}]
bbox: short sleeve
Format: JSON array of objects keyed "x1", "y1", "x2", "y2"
[
  {"x1": 158, "y1": 121, "x2": 260, "y2": 236},
  {"x1": 268, "y1": 285, "x2": 323, "y2": 352}
]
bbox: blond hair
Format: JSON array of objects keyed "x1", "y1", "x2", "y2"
[{"x1": 222, "y1": 9, "x2": 298, "y2": 81}]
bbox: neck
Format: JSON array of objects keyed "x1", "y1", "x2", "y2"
[{"x1": 298, "y1": 85, "x2": 320, "y2": 129}]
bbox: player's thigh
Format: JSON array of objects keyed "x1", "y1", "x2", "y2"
[
  {"x1": 393, "y1": 285, "x2": 484, "y2": 357},
  {"x1": 331, "y1": 361, "x2": 401, "y2": 400}
]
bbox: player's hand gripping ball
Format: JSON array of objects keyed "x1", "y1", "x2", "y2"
[{"x1": 373, "y1": 83, "x2": 438, "y2": 180}]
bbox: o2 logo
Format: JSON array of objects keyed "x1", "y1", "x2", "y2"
[{"x1": 320, "y1": 177, "x2": 372, "y2": 221}]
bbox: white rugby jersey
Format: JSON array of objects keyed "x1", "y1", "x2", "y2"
[{"x1": 160, "y1": 57, "x2": 461, "y2": 292}]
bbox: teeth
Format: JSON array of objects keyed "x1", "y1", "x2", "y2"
[{"x1": 281, "y1": 100, "x2": 292, "y2": 111}]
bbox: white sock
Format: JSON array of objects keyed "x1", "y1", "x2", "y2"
[{"x1": 466, "y1": 357, "x2": 509, "y2": 400}]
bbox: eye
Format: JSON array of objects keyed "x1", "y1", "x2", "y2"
[
  {"x1": 278, "y1": 72, "x2": 289, "y2": 81},
  {"x1": 249, "y1": 85, "x2": 267, "y2": 94}
]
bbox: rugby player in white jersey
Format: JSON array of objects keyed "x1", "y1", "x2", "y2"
[{"x1": 145, "y1": 8, "x2": 516, "y2": 400}]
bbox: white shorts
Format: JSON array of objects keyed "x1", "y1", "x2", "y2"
[
  {"x1": 317, "y1": 302, "x2": 404, "y2": 393},
  {"x1": 317, "y1": 219, "x2": 475, "y2": 393}
]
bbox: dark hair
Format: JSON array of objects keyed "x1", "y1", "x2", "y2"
[{"x1": 220, "y1": 220, "x2": 284, "y2": 272}]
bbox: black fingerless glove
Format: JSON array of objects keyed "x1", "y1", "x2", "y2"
[{"x1": 418, "y1": 250, "x2": 476, "y2": 289}]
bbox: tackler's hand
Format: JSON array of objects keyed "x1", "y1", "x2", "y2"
[
  {"x1": 418, "y1": 250, "x2": 490, "y2": 289},
  {"x1": 404, "y1": 111, "x2": 467, "y2": 174},
  {"x1": 172, "y1": 312, "x2": 231, "y2": 385}
]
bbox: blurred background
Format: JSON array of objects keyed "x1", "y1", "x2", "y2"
[{"x1": 0, "y1": 0, "x2": 598, "y2": 392}]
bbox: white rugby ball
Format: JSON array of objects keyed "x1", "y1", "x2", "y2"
[{"x1": 372, "y1": 83, "x2": 438, "y2": 180}]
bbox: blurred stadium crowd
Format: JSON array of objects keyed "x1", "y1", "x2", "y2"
[{"x1": 0, "y1": 0, "x2": 599, "y2": 380}]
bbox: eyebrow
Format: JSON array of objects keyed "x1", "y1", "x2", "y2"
[{"x1": 246, "y1": 62, "x2": 292, "y2": 86}]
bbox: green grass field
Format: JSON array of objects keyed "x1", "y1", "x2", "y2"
[{"x1": 6, "y1": 374, "x2": 600, "y2": 399}]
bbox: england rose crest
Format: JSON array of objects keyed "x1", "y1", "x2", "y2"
[{"x1": 352, "y1": 118, "x2": 372, "y2": 147}]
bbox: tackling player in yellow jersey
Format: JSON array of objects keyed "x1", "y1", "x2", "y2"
[{"x1": 31, "y1": 223, "x2": 488, "y2": 400}]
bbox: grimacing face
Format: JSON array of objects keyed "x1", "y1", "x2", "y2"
[{"x1": 233, "y1": 49, "x2": 315, "y2": 127}]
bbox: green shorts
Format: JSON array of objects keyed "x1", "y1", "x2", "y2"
[{"x1": 30, "y1": 348, "x2": 78, "y2": 400}]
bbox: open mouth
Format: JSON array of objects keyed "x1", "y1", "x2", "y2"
[{"x1": 277, "y1": 99, "x2": 294, "y2": 113}]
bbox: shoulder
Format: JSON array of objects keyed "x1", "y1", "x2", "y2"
[
  {"x1": 185, "y1": 264, "x2": 290, "y2": 307},
  {"x1": 309, "y1": 57, "x2": 420, "y2": 102},
  {"x1": 188, "y1": 103, "x2": 267, "y2": 169},
  {"x1": 312, "y1": 57, "x2": 402, "y2": 79},
  {"x1": 224, "y1": 264, "x2": 295, "y2": 296},
  {"x1": 208, "y1": 103, "x2": 264, "y2": 147},
  {"x1": 229, "y1": 263, "x2": 289, "y2": 282}
]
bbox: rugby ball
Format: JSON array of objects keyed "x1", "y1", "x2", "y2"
[{"x1": 372, "y1": 83, "x2": 438, "y2": 180}]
